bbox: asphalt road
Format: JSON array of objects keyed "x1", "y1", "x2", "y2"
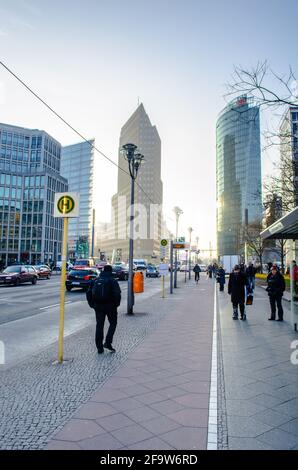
[{"x1": 0, "y1": 273, "x2": 169, "y2": 369}]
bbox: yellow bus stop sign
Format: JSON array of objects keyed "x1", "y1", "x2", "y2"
[
  {"x1": 54, "y1": 192, "x2": 79, "y2": 218},
  {"x1": 161, "y1": 239, "x2": 168, "y2": 247}
]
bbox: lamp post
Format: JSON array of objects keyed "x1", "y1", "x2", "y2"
[
  {"x1": 122, "y1": 143, "x2": 144, "y2": 315},
  {"x1": 196, "y1": 236, "x2": 199, "y2": 263},
  {"x1": 173, "y1": 206, "x2": 183, "y2": 288},
  {"x1": 188, "y1": 227, "x2": 193, "y2": 280}
]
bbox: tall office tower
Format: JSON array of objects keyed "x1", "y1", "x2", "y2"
[
  {"x1": 61, "y1": 140, "x2": 97, "y2": 260},
  {"x1": 0, "y1": 123, "x2": 68, "y2": 265},
  {"x1": 216, "y1": 96, "x2": 262, "y2": 257},
  {"x1": 102, "y1": 104, "x2": 163, "y2": 262},
  {"x1": 279, "y1": 106, "x2": 298, "y2": 211}
]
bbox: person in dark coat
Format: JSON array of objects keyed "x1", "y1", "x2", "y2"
[
  {"x1": 217, "y1": 266, "x2": 226, "y2": 292},
  {"x1": 266, "y1": 265, "x2": 286, "y2": 321},
  {"x1": 228, "y1": 265, "x2": 247, "y2": 320},
  {"x1": 193, "y1": 264, "x2": 201, "y2": 283},
  {"x1": 88, "y1": 265, "x2": 121, "y2": 353},
  {"x1": 246, "y1": 262, "x2": 257, "y2": 294},
  {"x1": 207, "y1": 265, "x2": 213, "y2": 279}
]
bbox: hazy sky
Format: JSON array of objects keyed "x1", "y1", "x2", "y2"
[{"x1": 0, "y1": 0, "x2": 297, "y2": 251}]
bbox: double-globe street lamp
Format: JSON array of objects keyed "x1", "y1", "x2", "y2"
[
  {"x1": 188, "y1": 227, "x2": 193, "y2": 280},
  {"x1": 122, "y1": 143, "x2": 144, "y2": 315},
  {"x1": 173, "y1": 206, "x2": 183, "y2": 288}
]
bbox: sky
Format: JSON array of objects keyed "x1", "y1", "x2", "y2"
[{"x1": 0, "y1": 0, "x2": 297, "y2": 252}]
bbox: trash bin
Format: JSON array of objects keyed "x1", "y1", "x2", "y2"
[{"x1": 133, "y1": 271, "x2": 144, "y2": 293}]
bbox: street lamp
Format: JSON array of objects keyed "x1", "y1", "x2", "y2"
[
  {"x1": 122, "y1": 143, "x2": 144, "y2": 315},
  {"x1": 188, "y1": 227, "x2": 193, "y2": 280},
  {"x1": 196, "y1": 236, "x2": 199, "y2": 263},
  {"x1": 173, "y1": 206, "x2": 183, "y2": 288}
]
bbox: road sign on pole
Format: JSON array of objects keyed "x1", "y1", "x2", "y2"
[{"x1": 54, "y1": 192, "x2": 79, "y2": 364}]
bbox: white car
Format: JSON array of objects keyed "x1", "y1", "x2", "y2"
[{"x1": 199, "y1": 264, "x2": 207, "y2": 272}]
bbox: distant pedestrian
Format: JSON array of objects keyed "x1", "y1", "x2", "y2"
[
  {"x1": 86, "y1": 265, "x2": 121, "y2": 353},
  {"x1": 266, "y1": 265, "x2": 285, "y2": 321},
  {"x1": 267, "y1": 262, "x2": 273, "y2": 273},
  {"x1": 246, "y1": 262, "x2": 257, "y2": 294},
  {"x1": 228, "y1": 265, "x2": 247, "y2": 320},
  {"x1": 208, "y1": 265, "x2": 213, "y2": 279},
  {"x1": 217, "y1": 266, "x2": 226, "y2": 292},
  {"x1": 193, "y1": 264, "x2": 201, "y2": 283}
]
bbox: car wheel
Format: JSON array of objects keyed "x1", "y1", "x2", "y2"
[
  {"x1": 66, "y1": 286, "x2": 72, "y2": 292},
  {"x1": 15, "y1": 278, "x2": 20, "y2": 286},
  {"x1": 32, "y1": 277, "x2": 37, "y2": 285}
]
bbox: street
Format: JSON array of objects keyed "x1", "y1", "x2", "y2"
[{"x1": 0, "y1": 274, "x2": 164, "y2": 369}]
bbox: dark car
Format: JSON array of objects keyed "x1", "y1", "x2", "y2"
[
  {"x1": 66, "y1": 268, "x2": 99, "y2": 291},
  {"x1": 112, "y1": 264, "x2": 129, "y2": 281},
  {"x1": 0, "y1": 265, "x2": 38, "y2": 286},
  {"x1": 35, "y1": 265, "x2": 52, "y2": 279},
  {"x1": 146, "y1": 266, "x2": 160, "y2": 278}
]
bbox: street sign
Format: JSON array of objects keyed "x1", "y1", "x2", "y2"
[
  {"x1": 161, "y1": 239, "x2": 168, "y2": 247},
  {"x1": 54, "y1": 193, "x2": 80, "y2": 218},
  {"x1": 159, "y1": 263, "x2": 168, "y2": 276},
  {"x1": 176, "y1": 237, "x2": 185, "y2": 243}
]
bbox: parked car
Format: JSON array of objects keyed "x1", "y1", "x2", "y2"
[
  {"x1": 133, "y1": 259, "x2": 147, "y2": 270},
  {"x1": 35, "y1": 265, "x2": 52, "y2": 279},
  {"x1": 146, "y1": 266, "x2": 160, "y2": 278},
  {"x1": 0, "y1": 265, "x2": 38, "y2": 286},
  {"x1": 66, "y1": 268, "x2": 99, "y2": 291},
  {"x1": 180, "y1": 264, "x2": 189, "y2": 272},
  {"x1": 112, "y1": 264, "x2": 129, "y2": 281},
  {"x1": 199, "y1": 264, "x2": 207, "y2": 272},
  {"x1": 95, "y1": 261, "x2": 107, "y2": 271}
]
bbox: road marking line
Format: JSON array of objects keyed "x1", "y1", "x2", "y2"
[
  {"x1": 207, "y1": 283, "x2": 218, "y2": 450},
  {"x1": 40, "y1": 301, "x2": 72, "y2": 310}
]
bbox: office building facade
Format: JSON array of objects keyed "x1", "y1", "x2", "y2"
[
  {"x1": 0, "y1": 123, "x2": 68, "y2": 265},
  {"x1": 101, "y1": 104, "x2": 163, "y2": 261},
  {"x1": 61, "y1": 140, "x2": 97, "y2": 260},
  {"x1": 216, "y1": 96, "x2": 262, "y2": 257},
  {"x1": 280, "y1": 106, "x2": 298, "y2": 211}
]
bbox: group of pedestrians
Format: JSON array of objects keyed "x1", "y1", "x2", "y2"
[{"x1": 227, "y1": 262, "x2": 286, "y2": 322}]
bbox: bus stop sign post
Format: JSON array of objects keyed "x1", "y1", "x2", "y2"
[{"x1": 54, "y1": 193, "x2": 79, "y2": 364}]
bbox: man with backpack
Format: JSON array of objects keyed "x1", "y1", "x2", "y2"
[
  {"x1": 87, "y1": 264, "x2": 121, "y2": 354},
  {"x1": 193, "y1": 264, "x2": 201, "y2": 283}
]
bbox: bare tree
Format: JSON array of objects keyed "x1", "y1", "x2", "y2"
[
  {"x1": 244, "y1": 223, "x2": 266, "y2": 273},
  {"x1": 226, "y1": 61, "x2": 298, "y2": 109}
]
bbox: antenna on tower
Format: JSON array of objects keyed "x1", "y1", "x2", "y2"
[{"x1": 137, "y1": 96, "x2": 140, "y2": 106}]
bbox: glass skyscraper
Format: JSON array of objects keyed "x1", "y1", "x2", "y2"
[
  {"x1": 0, "y1": 123, "x2": 68, "y2": 265},
  {"x1": 60, "y1": 140, "x2": 96, "y2": 260},
  {"x1": 216, "y1": 96, "x2": 262, "y2": 257}
]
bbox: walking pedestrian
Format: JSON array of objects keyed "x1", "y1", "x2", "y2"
[
  {"x1": 246, "y1": 262, "x2": 257, "y2": 294},
  {"x1": 86, "y1": 265, "x2": 121, "y2": 353},
  {"x1": 217, "y1": 266, "x2": 226, "y2": 292},
  {"x1": 193, "y1": 263, "x2": 201, "y2": 284},
  {"x1": 208, "y1": 265, "x2": 213, "y2": 279},
  {"x1": 266, "y1": 265, "x2": 285, "y2": 321},
  {"x1": 228, "y1": 264, "x2": 247, "y2": 320}
]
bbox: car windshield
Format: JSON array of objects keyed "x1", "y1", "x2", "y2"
[
  {"x1": 69, "y1": 269, "x2": 96, "y2": 276},
  {"x1": 112, "y1": 265, "x2": 122, "y2": 270},
  {"x1": 75, "y1": 260, "x2": 88, "y2": 266},
  {"x1": 3, "y1": 266, "x2": 21, "y2": 273}
]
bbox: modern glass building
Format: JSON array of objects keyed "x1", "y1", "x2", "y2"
[
  {"x1": 0, "y1": 123, "x2": 68, "y2": 265},
  {"x1": 216, "y1": 96, "x2": 262, "y2": 257},
  {"x1": 280, "y1": 106, "x2": 298, "y2": 210},
  {"x1": 60, "y1": 140, "x2": 96, "y2": 260}
]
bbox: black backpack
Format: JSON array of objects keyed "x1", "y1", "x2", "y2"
[{"x1": 92, "y1": 277, "x2": 113, "y2": 305}]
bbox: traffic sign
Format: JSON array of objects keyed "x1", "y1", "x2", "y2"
[
  {"x1": 159, "y1": 263, "x2": 168, "y2": 276},
  {"x1": 173, "y1": 242, "x2": 190, "y2": 250},
  {"x1": 54, "y1": 193, "x2": 79, "y2": 218},
  {"x1": 176, "y1": 237, "x2": 185, "y2": 243},
  {"x1": 161, "y1": 239, "x2": 168, "y2": 247}
]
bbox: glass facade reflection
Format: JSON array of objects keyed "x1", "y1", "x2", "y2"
[
  {"x1": 0, "y1": 123, "x2": 68, "y2": 265},
  {"x1": 60, "y1": 140, "x2": 96, "y2": 259},
  {"x1": 216, "y1": 96, "x2": 262, "y2": 257}
]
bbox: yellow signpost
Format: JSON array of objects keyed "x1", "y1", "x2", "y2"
[{"x1": 54, "y1": 192, "x2": 79, "y2": 364}]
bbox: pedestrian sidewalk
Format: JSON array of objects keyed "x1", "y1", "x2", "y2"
[
  {"x1": 46, "y1": 278, "x2": 215, "y2": 450},
  {"x1": 218, "y1": 284, "x2": 298, "y2": 450}
]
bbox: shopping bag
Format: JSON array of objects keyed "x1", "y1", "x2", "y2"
[{"x1": 246, "y1": 294, "x2": 253, "y2": 306}]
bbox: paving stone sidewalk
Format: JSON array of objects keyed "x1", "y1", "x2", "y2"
[
  {"x1": 218, "y1": 284, "x2": 298, "y2": 450},
  {"x1": 46, "y1": 278, "x2": 215, "y2": 450}
]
